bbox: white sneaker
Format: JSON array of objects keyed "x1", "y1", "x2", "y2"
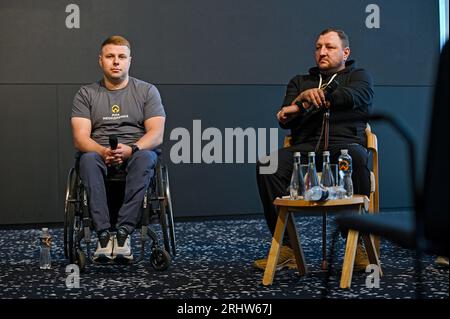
[
  {"x1": 93, "y1": 231, "x2": 114, "y2": 261},
  {"x1": 112, "y1": 231, "x2": 133, "y2": 261}
]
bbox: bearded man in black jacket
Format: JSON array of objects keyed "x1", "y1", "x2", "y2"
[{"x1": 255, "y1": 28, "x2": 374, "y2": 271}]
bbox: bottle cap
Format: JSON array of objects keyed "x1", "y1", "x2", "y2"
[
  {"x1": 42, "y1": 228, "x2": 48, "y2": 232},
  {"x1": 341, "y1": 149, "x2": 348, "y2": 155},
  {"x1": 293, "y1": 152, "x2": 301, "y2": 157},
  {"x1": 323, "y1": 151, "x2": 330, "y2": 156},
  {"x1": 308, "y1": 151, "x2": 315, "y2": 156}
]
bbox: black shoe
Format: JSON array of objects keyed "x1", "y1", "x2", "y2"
[
  {"x1": 98, "y1": 230, "x2": 111, "y2": 248},
  {"x1": 113, "y1": 227, "x2": 133, "y2": 261},
  {"x1": 116, "y1": 227, "x2": 128, "y2": 247}
]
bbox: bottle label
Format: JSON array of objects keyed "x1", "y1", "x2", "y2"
[
  {"x1": 339, "y1": 159, "x2": 351, "y2": 171},
  {"x1": 40, "y1": 237, "x2": 52, "y2": 247}
]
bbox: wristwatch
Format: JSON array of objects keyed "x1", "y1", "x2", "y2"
[{"x1": 130, "y1": 144, "x2": 140, "y2": 155}]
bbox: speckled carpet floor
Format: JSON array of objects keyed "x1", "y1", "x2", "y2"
[{"x1": 0, "y1": 215, "x2": 448, "y2": 299}]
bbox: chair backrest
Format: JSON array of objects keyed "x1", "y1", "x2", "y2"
[
  {"x1": 422, "y1": 41, "x2": 449, "y2": 255},
  {"x1": 283, "y1": 135, "x2": 293, "y2": 148},
  {"x1": 365, "y1": 124, "x2": 379, "y2": 213},
  {"x1": 283, "y1": 124, "x2": 379, "y2": 213}
]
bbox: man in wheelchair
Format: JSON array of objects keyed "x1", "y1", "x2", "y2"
[{"x1": 70, "y1": 35, "x2": 166, "y2": 261}]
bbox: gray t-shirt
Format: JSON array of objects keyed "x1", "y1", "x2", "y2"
[{"x1": 71, "y1": 77, "x2": 166, "y2": 147}]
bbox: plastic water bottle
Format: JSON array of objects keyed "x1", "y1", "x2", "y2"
[
  {"x1": 321, "y1": 151, "x2": 336, "y2": 199},
  {"x1": 305, "y1": 152, "x2": 320, "y2": 189},
  {"x1": 338, "y1": 149, "x2": 353, "y2": 197},
  {"x1": 39, "y1": 228, "x2": 52, "y2": 269},
  {"x1": 305, "y1": 186, "x2": 328, "y2": 201},
  {"x1": 321, "y1": 151, "x2": 335, "y2": 188},
  {"x1": 304, "y1": 152, "x2": 327, "y2": 200},
  {"x1": 289, "y1": 152, "x2": 305, "y2": 199}
]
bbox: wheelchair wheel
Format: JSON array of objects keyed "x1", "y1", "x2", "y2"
[
  {"x1": 162, "y1": 165, "x2": 176, "y2": 256},
  {"x1": 76, "y1": 249, "x2": 86, "y2": 272},
  {"x1": 150, "y1": 248, "x2": 171, "y2": 271},
  {"x1": 156, "y1": 164, "x2": 171, "y2": 255},
  {"x1": 66, "y1": 202, "x2": 76, "y2": 264},
  {"x1": 64, "y1": 168, "x2": 77, "y2": 259}
]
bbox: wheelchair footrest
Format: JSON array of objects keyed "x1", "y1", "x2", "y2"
[{"x1": 92, "y1": 256, "x2": 134, "y2": 265}]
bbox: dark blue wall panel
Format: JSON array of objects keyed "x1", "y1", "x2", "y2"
[
  {"x1": 0, "y1": 1, "x2": 441, "y2": 223},
  {"x1": 0, "y1": 0, "x2": 440, "y2": 85},
  {"x1": 0, "y1": 85, "x2": 59, "y2": 223}
]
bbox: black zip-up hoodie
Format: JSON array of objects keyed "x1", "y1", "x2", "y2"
[{"x1": 279, "y1": 60, "x2": 374, "y2": 146}]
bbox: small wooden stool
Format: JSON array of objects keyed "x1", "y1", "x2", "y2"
[{"x1": 262, "y1": 195, "x2": 382, "y2": 289}]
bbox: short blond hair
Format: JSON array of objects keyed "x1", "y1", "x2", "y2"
[{"x1": 101, "y1": 35, "x2": 131, "y2": 52}]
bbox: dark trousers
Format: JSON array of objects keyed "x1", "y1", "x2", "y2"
[
  {"x1": 79, "y1": 150, "x2": 157, "y2": 234},
  {"x1": 256, "y1": 142, "x2": 371, "y2": 245}
]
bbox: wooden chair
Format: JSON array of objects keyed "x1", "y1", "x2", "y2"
[
  {"x1": 285, "y1": 124, "x2": 379, "y2": 261},
  {"x1": 365, "y1": 124, "x2": 379, "y2": 214},
  {"x1": 284, "y1": 124, "x2": 379, "y2": 213}
]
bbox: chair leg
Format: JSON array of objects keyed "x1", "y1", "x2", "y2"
[
  {"x1": 340, "y1": 229, "x2": 359, "y2": 289},
  {"x1": 263, "y1": 207, "x2": 289, "y2": 286},
  {"x1": 322, "y1": 212, "x2": 327, "y2": 270},
  {"x1": 374, "y1": 236, "x2": 380, "y2": 258},
  {"x1": 286, "y1": 212, "x2": 307, "y2": 275},
  {"x1": 362, "y1": 234, "x2": 383, "y2": 276}
]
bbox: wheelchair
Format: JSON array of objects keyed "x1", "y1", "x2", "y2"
[{"x1": 63, "y1": 152, "x2": 176, "y2": 272}]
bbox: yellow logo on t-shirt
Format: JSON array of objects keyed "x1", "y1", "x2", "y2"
[
  {"x1": 103, "y1": 104, "x2": 128, "y2": 121},
  {"x1": 111, "y1": 105, "x2": 120, "y2": 114}
]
